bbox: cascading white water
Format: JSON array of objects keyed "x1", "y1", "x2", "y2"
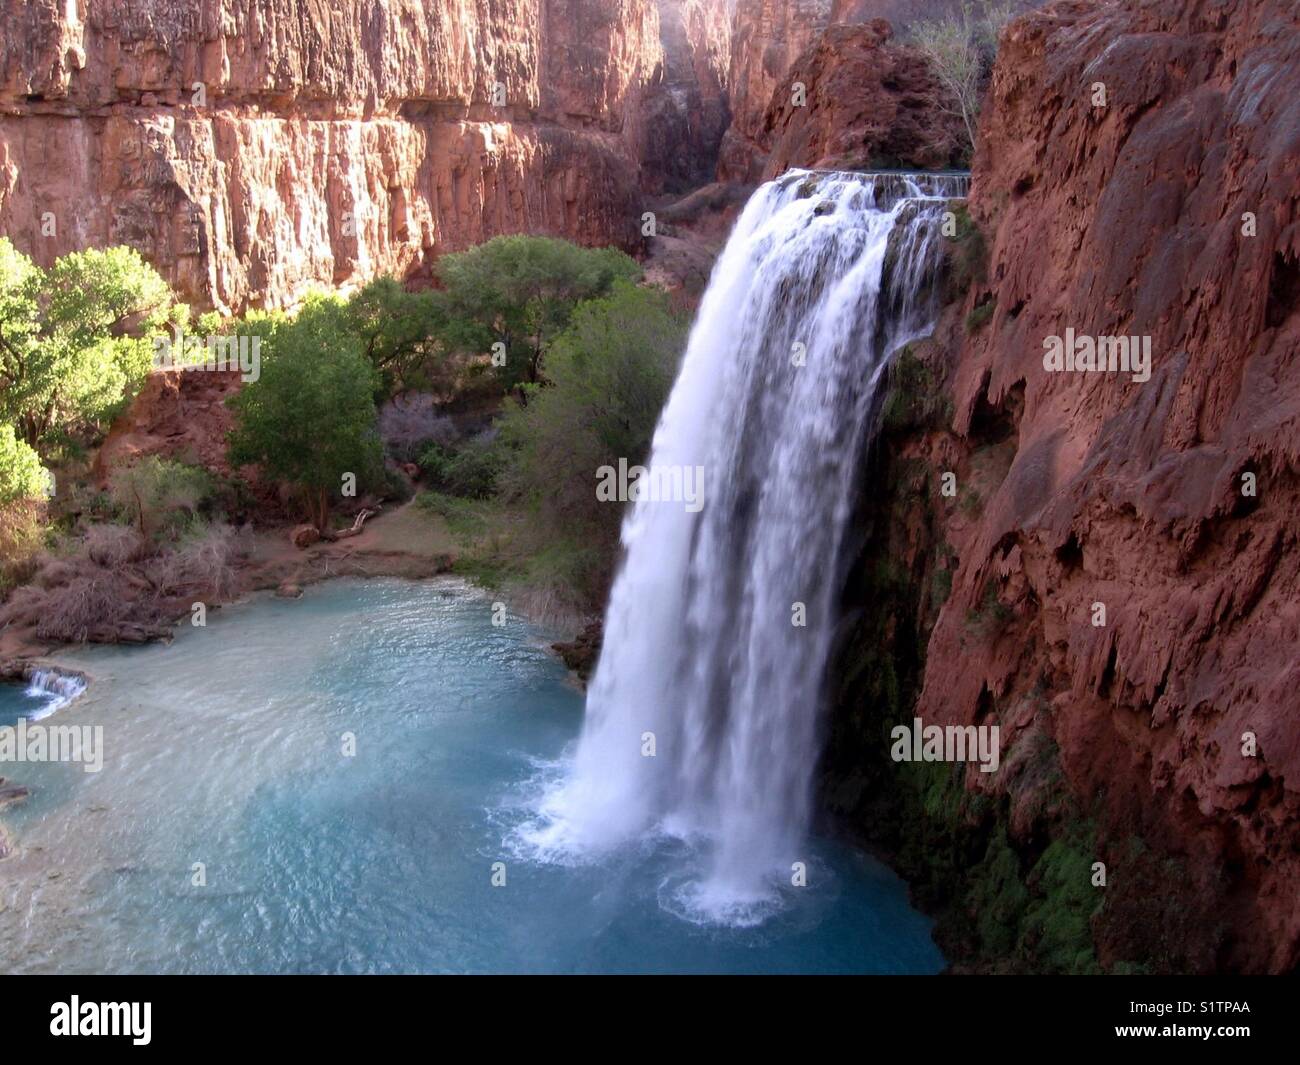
[
  {"x1": 524, "y1": 169, "x2": 970, "y2": 924},
  {"x1": 23, "y1": 668, "x2": 88, "y2": 719}
]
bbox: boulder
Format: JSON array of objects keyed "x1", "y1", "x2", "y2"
[{"x1": 290, "y1": 525, "x2": 320, "y2": 550}]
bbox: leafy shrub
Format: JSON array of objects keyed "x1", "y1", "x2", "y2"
[
  {"x1": 226, "y1": 296, "x2": 384, "y2": 528},
  {"x1": 414, "y1": 491, "x2": 490, "y2": 538},
  {"x1": 108, "y1": 456, "x2": 212, "y2": 540},
  {"x1": 418, "y1": 434, "x2": 505, "y2": 498},
  {"x1": 497, "y1": 282, "x2": 686, "y2": 537},
  {"x1": 0, "y1": 424, "x2": 47, "y2": 504},
  {"x1": 434, "y1": 236, "x2": 642, "y2": 390},
  {"x1": 0, "y1": 239, "x2": 179, "y2": 450},
  {"x1": 965, "y1": 296, "x2": 996, "y2": 333},
  {"x1": 344, "y1": 278, "x2": 447, "y2": 396}
]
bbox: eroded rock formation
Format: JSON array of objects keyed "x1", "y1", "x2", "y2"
[
  {"x1": 716, "y1": 0, "x2": 969, "y2": 180},
  {"x1": 826, "y1": 0, "x2": 1300, "y2": 973},
  {"x1": 641, "y1": 0, "x2": 732, "y2": 193},
  {"x1": 717, "y1": 0, "x2": 832, "y2": 182},
  {"x1": 0, "y1": 0, "x2": 958, "y2": 309},
  {"x1": 91, "y1": 367, "x2": 242, "y2": 483},
  {"x1": 751, "y1": 19, "x2": 960, "y2": 178}
]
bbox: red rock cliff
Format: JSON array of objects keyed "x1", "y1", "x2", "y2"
[
  {"x1": 0, "y1": 0, "x2": 670, "y2": 311},
  {"x1": 717, "y1": 0, "x2": 832, "y2": 182},
  {"x1": 912, "y1": 0, "x2": 1300, "y2": 971},
  {"x1": 716, "y1": 0, "x2": 972, "y2": 181},
  {"x1": 750, "y1": 19, "x2": 961, "y2": 178},
  {"x1": 641, "y1": 0, "x2": 732, "y2": 193}
]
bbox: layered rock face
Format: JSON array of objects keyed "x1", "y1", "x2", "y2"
[
  {"x1": 750, "y1": 20, "x2": 960, "y2": 178},
  {"x1": 716, "y1": 0, "x2": 969, "y2": 181},
  {"x1": 0, "y1": 0, "x2": 956, "y2": 310},
  {"x1": 640, "y1": 0, "x2": 732, "y2": 193},
  {"x1": 0, "y1": 0, "x2": 670, "y2": 311},
  {"x1": 836, "y1": 0, "x2": 1299, "y2": 972},
  {"x1": 717, "y1": 0, "x2": 832, "y2": 182}
]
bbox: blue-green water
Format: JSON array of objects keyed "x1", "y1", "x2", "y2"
[
  {"x1": 0, "y1": 578, "x2": 943, "y2": 974},
  {"x1": 0, "y1": 683, "x2": 47, "y2": 725}
]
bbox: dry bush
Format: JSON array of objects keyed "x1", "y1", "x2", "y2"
[
  {"x1": 83, "y1": 523, "x2": 147, "y2": 567},
  {"x1": 34, "y1": 557, "x2": 76, "y2": 588},
  {"x1": 908, "y1": 0, "x2": 1022, "y2": 161},
  {"x1": 379, "y1": 393, "x2": 459, "y2": 462},
  {"x1": 26, "y1": 573, "x2": 140, "y2": 643},
  {"x1": 504, "y1": 543, "x2": 600, "y2": 631},
  {"x1": 0, "y1": 517, "x2": 247, "y2": 642},
  {"x1": 152, "y1": 522, "x2": 244, "y2": 602},
  {"x1": 507, "y1": 579, "x2": 592, "y2": 632},
  {"x1": 0, "y1": 498, "x2": 47, "y2": 595}
]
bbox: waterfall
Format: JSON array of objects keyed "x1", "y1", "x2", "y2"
[
  {"x1": 524, "y1": 169, "x2": 970, "y2": 925},
  {"x1": 24, "y1": 669, "x2": 88, "y2": 720}
]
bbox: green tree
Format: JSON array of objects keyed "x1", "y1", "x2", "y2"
[
  {"x1": 497, "y1": 281, "x2": 687, "y2": 591},
  {"x1": 0, "y1": 239, "x2": 179, "y2": 449},
  {"x1": 0, "y1": 423, "x2": 47, "y2": 504},
  {"x1": 434, "y1": 236, "x2": 641, "y2": 391},
  {"x1": 344, "y1": 277, "x2": 447, "y2": 396},
  {"x1": 226, "y1": 296, "x2": 384, "y2": 529}
]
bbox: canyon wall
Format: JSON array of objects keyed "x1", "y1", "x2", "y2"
[
  {"x1": 0, "y1": 0, "x2": 735, "y2": 311},
  {"x1": 641, "y1": 0, "x2": 732, "y2": 193},
  {"x1": 717, "y1": 0, "x2": 831, "y2": 181},
  {"x1": 0, "y1": 0, "x2": 952, "y2": 310},
  {"x1": 749, "y1": 19, "x2": 959, "y2": 178},
  {"x1": 716, "y1": 0, "x2": 970, "y2": 181},
  {"x1": 826, "y1": 0, "x2": 1300, "y2": 973}
]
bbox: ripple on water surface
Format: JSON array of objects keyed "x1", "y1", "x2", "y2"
[{"x1": 0, "y1": 578, "x2": 942, "y2": 974}]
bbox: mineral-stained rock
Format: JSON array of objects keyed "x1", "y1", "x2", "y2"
[
  {"x1": 717, "y1": 0, "x2": 833, "y2": 182},
  {"x1": 751, "y1": 20, "x2": 962, "y2": 179},
  {"x1": 0, "y1": 0, "x2": 673, "y2": 311},
  {"x1": 553, "y1": 620, "x2": 604, "y2": 682},
  {"x1": 907, "y1": 0, "x2": 1300, "y2": 972}
]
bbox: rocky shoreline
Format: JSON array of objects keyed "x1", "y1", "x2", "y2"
[{"x1": 0, "y1": 505, "x2": 461, "y2": 851}]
